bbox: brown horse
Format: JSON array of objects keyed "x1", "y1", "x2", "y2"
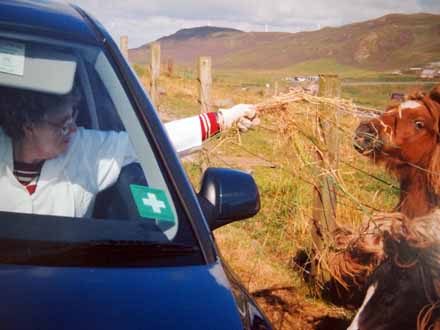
[
  {"x1": 354, "y1": 85, "x2": 440, "y2": 218},
  {"x1": 326, "y1": 211, "x2": 440, "y2": 330}
]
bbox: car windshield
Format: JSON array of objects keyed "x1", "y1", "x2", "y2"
[{"x1": 0, "y1": 33, "x2": 203, "y2": 267}]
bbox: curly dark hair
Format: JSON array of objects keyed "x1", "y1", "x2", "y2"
[{"x1": 0, "y1": 86, "x2": 80, "y2": 140}]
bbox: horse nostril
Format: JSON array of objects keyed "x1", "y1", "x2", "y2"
[
  {"x1": 353, "y1": 137, "x2": 369, "y2": 153},
  {"x1": 354, "y1": 123, "x2": 380, "y2": 154}
]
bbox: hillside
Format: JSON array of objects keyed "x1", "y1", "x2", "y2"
[
  {"x1": 129, "y1": 13, "x2": 440, "y2": 71},
  {"x1": 158, "y1": 26, "x2": 243, "y2": 41}
]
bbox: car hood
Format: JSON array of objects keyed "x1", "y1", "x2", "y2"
[{"x1": 0, "y1": 262, "x2": 244, "y2": 330}]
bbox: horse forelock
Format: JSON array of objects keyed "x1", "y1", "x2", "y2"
[
  {"x1": 385, "y1": 100, "x2": 431, "y2": 120},
  {"x1": 401, "y1": 100, "x2": 423, "y2": 110}
]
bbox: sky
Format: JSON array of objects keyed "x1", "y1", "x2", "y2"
[{"x1": 70, "y1": 0, "x2": 440, "y2": 49}]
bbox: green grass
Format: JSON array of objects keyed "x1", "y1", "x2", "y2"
[
  {"x1": 282, "y1": 59, "x2": 376, "y2": 79},
  {"x1": 342, "y1": 83, "x2": 438, "y2": 108},
  {"x1": 214, "y1": 69, "x2": 286, "y2": 87}
]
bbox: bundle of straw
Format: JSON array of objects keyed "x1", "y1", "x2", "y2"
[
  {"x1": 255, "y1": 92, "x2": 305, "y2": 115},
  {"x1": 254, "y1": 90, "x2": 382, "y2": 118}
]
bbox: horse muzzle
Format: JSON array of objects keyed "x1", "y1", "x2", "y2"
[{"x1": 353, "y1": 122, "x2": 383, "y2": 155}]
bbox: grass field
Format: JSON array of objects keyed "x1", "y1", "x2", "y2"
[
  {"x1": 136, "y1": 65, "x2": 437, "y2": 329},
  {"x1": 342, "y1": 83, "x2": 438, "y2": 108}
]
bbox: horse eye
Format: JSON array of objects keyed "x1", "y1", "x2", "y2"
[{"x1": 414, "y1": 121, "x2": 425, "y2": 130}]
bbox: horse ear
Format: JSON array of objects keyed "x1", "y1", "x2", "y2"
[
  {"x1": 386, "y1": 99, "x2": 401, "y2": 111},
  {"x1": 430, "y1": 84, "x2": 440, "y2": 104}
]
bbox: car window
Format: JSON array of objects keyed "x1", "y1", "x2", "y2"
[{"x1": 0, "y1": 33, "x2": 202, "y2": 267}]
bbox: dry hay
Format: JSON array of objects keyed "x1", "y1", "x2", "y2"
[
  {"x1": 249, "y1": 90, "x2": 386, "y2": 218},
  {"x1": 254, "y1": 90, "x2": 380, "y2": 118},
  {"x1": 252, "y1": 90, "x2": 371, "y2": 155}
]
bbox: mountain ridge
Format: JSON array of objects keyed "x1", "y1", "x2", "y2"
[
  {"x1": 128, "y1": 13, "x2": 440, "y2": 71},
  {"x1": 157, "y1": 26, "x2": 243, "y2": 42}
]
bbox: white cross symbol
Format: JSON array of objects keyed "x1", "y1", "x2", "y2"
[{"x1": 142, "y1": 193, "x2": 166, "y2": 214}]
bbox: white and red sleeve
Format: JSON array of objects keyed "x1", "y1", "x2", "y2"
[{"x1": 164, "y1": 112, "x2": 220, "y2": 156}]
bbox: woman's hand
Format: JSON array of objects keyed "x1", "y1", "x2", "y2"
[{"x1": 218, "y1": 104, "x2": 260, "y2": 132}]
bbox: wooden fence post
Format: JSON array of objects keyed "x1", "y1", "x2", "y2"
[
  {"x1": 311, "y1": 74, "x2": 341, "y2": 284},
  {"x1": 166, "y1": 58, "x2": 174, "y2": 77},
  {"x1": 149, "y1": 42, "x2": 161, "y2": 108},
  {"x1": 197, "y1": 57, "x2": 212, "y2": 113},
  {"x1": 120, "y1": 36, "x2": 128, "y2": 60}
]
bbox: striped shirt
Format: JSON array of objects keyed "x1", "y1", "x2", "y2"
[{"x1": 13, "y1": 161, "x2": 44, "y2": 195}]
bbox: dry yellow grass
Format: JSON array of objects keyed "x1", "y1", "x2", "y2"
[{"x1": 215, "y1": 225, "x2": 350, "y2": 330}]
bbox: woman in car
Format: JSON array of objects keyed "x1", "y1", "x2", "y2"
[{"x1": 0, "y1": 87, "x2": 258, "y2": 217}]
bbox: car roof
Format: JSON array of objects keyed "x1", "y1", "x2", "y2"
[{"x1": 0, "y1": 0, "x2": 100, "y2": 45}]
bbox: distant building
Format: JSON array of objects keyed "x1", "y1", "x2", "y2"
[
  {"x1": 391, "y1": 92, "x2": 405, "y2": 101},
  {"x1": 391, "y1": 70, "x2": 402, "y2": 75},
  {"x1": 428, "y1": 61, "x2": 440, "y2": 68},
  {"x1": 291, "y1": 76, "x2": 320, "y2": 82},
  {"x1": 285, "y1": 76, "x2": 320, "y2": 83},
  {"x1": 306, "y1": 76, "x2": 319, "y2": 81},
  {"x1": 421, "y1": 69, "x2": 436, "y2": 79}
]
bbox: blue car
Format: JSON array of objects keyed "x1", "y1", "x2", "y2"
[{"x1": 0, "y1": 1, "x2": 272, "y2": 329}]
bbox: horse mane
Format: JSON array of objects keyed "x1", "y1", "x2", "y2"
[
  {"x1": 325, "y1": 210, "x2": 440, "y2": 292},
  {"x1": 324, "y1": 213, "x2": 403, "y2": 292},
  {"x1": 426, "y1": 89, "x2": 440, "y2": 197},
  {"x1": 323, "y1": 211, "x2": 440, "y2": 328},
  {"x1": 427, "y1": 146, "x2": 440, "y2": 197}
]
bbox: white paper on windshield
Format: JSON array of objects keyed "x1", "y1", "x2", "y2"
[{"x1": 0, "y1": 40, "x2": 25, "y2": 76}]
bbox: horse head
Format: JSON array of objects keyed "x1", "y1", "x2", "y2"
[
  {"x1": 354, "y1": 85, "x2": 440, "y2": 168},
  {"x1": 353, "y1": 85, "x2": 440, "y2": 217}
]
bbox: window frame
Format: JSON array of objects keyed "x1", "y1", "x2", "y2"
[{"x1": 0, "y1": 31, "x2": 208, "y2": 266}]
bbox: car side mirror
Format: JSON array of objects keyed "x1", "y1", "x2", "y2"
[{"x1": 197, "y1": 167, "x2": 260, "y2": 231}]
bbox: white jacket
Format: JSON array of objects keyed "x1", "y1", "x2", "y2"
[
  {"x1": 0, "y1": 115, "x2": 203, "y2": 217},
  {"x1": 165, "y1": 115, "x2": 203, "y2": 155}
]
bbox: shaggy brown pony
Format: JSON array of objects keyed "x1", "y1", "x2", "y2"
[
  {"x1": 354, "y1": 85, "x2": 440, "y2": 218},
  {"x1": 325, "y1": 211, "x2": 440, "y2": 330}
]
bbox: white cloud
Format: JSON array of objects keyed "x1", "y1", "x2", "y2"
[{"x1": 70, "y1": 0, "x2": 440, "y2": 47}]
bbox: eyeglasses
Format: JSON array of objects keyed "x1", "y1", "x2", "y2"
[{"x1": 42, "y1": 107, "x2": 79, "y2": 136}]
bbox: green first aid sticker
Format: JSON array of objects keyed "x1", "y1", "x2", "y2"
[{"x1": 130, "y1": 185, "x2": 175, "y2": 223}]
